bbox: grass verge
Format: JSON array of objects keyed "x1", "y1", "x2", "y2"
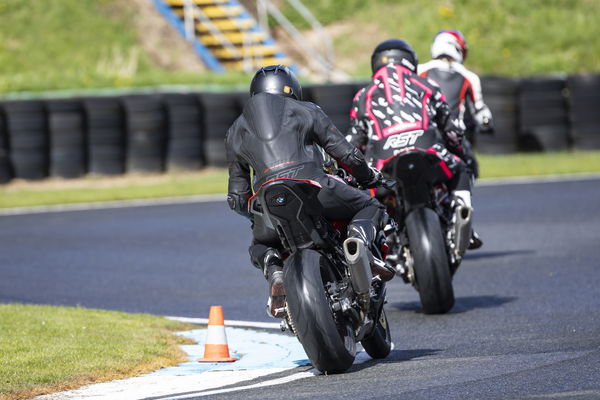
[
  {"x1": 0, "y1": 304, "x2": 194, "y2": 400},
  {"x1": 0, "y1": 168, "x2": 228, "y2": 209},
  {"x1": 0, "y1": 152, "x2": 599, "y2": 209},
  {"x1": 477, "y1": 151, "x2": 600, "y2": 178}
]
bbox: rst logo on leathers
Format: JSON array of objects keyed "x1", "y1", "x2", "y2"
[
  {"x1": 383, "y1": 130, "x2": 424, "y2": 150},
  {"x1": 273, "y1": 165, "x2": 305, "y2": 179}
]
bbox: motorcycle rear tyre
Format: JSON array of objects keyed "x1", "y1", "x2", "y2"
[
  {"x1": 284, "y1": 249, "x2": 356, "y2": 374},
  {"x1": 361, "y1": 308, "x2": 391, "y2": 358},
  {"x1": 406, "y1": 207, "x2": 455, "y2": 314}
]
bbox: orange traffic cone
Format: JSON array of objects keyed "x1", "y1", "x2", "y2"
[{"x1": 198, "y1": 305, "x2": 237, "y2": 362}]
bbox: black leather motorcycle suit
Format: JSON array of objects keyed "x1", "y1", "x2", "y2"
[
  {"x1": 226, "y1": 92, "x2": 386, "y2": 271},
  {"x1": 347, "y1": 64, "x2": 471, "y2": 194}
]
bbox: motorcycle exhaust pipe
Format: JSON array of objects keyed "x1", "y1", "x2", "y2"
[
  {"x1": 454, "y1": 205, "x2": 472, "y2": 256},
  {"x1": 343, "y1": 238, "x2": 371, "y2": 302}
]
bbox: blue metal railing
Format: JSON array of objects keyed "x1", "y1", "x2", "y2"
[{"x1": 151, "y1": 0, "x2": 225, "y2": 72}]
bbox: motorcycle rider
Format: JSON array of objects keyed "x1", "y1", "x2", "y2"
[
  {"x1": 347, "y1": 39, "x2": 481, "y2": 248},
  {"x1": 226, "y1": 65, "x2": 390, "y2": 318},
  {"x1": 418, "y1": 30, "x2": 494, "y2": 181}
]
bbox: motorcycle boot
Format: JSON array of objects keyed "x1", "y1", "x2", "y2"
[
  {"x1": 347, "y1": 216, "x2": 395, "y2": 282},
  {"x1": 262, "y1": 249, "x2": 286, "y2": 318},
  {"x1": 468, "y1": 230, "x2": 483, "y2": 249}
]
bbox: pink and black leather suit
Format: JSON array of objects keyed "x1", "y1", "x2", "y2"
[{"x1": 347, "y1": 64, "x2": 471, "y2": 193}]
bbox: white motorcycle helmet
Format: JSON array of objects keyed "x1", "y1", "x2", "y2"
[{"x1": 430, "y1": 30, "x2": 468, "y2": 64}]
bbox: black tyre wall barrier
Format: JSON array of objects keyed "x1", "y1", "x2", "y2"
[
  {"x1": 2, "y1": 73, "x2": 599, "y2": 185},
  {"x1": 2, "y1": 100, "x2": 48, "y2": 180},
  {"x1": 517, "y1": 77, "x2": 570, "y2": 152},
  {"x1": 83, "y1": 97, "x2": 126, "y2": 175},
  {"x1": 163, "y1": 93, "x2": 204, "y2": 171},
  {"x1": 567, "y1": 74, "x2": 600, "y2": 149},
  {"x1": 198, "y1": 92, "x2": 243, "y2": 167},
  {"x1": 306, "y1": 84, "x2": 357, "y2": 134},
  {"x1": 352, "y1": 82, "x2": 370, "y2": 93},
  {"x1": 46, "y1": 99, "x2": 87, "y2": 178},
  {"x1": 122, "y1": 96, "x2": 166, "y2": 173},
  {"x1": 235, "y1": 91, "x2": 251, "y2": 106},
  {"x1": 477, "y1": 77, "x2": 519, "y2": 154},
  {"x1": 0, "y1": 109, "x2": 12, "y2": 183}
]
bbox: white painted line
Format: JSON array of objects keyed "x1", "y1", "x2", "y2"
[
  {"x1": 165, "y1": 316, "x2": 281, "y2": 330},
  {"x1": 159, "y1": 347, "x2": 376, "y2": 399},
  {"x1": 34, "y1": 327, "x2": 310, "y2": 400},
  {"x1": 34, "y1": 369, "x2": 292, "y2": 400},
  {"x1": 476, "y1": 172, "x2": 600, "y2": 186},
  {"x1": 161, "y1": 369, "x2": 319, "y2": 400},
  {"x1": 0, "y1": 193, "x2": 225, "y2": 216},
  {"x1": 33, "y1": 324, "x2": 386, "y2": 400},
  {"x1": 526, "y1": 390, "x2": 600, "y2": 399}
]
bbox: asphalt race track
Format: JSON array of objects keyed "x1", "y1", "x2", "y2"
[{"x1": 1, "y1": 176, "x2": 600, "y2": 399}]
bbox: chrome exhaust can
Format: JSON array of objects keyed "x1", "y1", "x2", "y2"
[
  {"x1": 343, "y1": 237, "x2": 372, "y2": 296},
  {"x1": 454, "y1": 205, "x2": 472, "y2": 256}
]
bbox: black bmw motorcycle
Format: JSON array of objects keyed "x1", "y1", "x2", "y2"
[
  {"x1": 377, "y1": 133, "x2": 473, "y2": 314},
  {"x1": 249, "y1": 177, "x2": 392, "y2": 374}
]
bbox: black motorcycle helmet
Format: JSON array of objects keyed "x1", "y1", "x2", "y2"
[
  {"x1": 371, "y1": 39, "x2": 418, "y2": 74},
  {"x1": 249, "y1": 65, "x2": 302, "y2": 100}
]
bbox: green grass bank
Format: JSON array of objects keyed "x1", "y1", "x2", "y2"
[
  {"x1": 0, "y1": 304, "x2": 193, "y2": 400},
  {"x1": 283, "y1": 0, "x2": 600, "y2": 78},
  {"x1": 0, "y1": 0, "x2": 598, "y2": 94},
  {"x1": 0, "y1": 0, "x2": 246, "y2": 95}
]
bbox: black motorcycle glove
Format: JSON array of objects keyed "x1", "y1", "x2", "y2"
[
  {"x1": 361, "y1": 166, "x2": 383, "y2": 189},
  {"x1": 227, "y1": 193, "x2": 253, "y2": 221}
]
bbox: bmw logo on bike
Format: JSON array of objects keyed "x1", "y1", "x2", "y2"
[{"x1": 271, "y1": 193, "x2": 287, "y2": 206}]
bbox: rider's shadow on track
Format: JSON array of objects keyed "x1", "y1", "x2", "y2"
[
  {"x1": 461, "y1": 249, "x2": 535, "y2": 261},
  {"x1": 348, "y1": 348, "x2": 441, "y2": 373},
  {"x1": 391, "y1": 295, "x2": 517, "y2": 314}
]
